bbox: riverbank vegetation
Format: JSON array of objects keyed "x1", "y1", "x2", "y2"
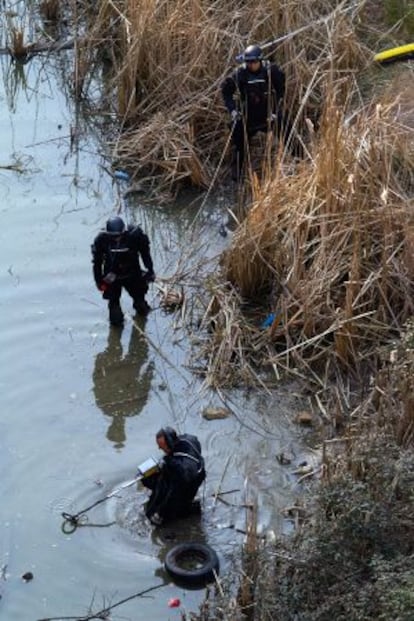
[
  {"x1": 192, "y1": 320, "x2": 414, "y2": 620},
  {"x1": 195, "y1": 73, "x2": 413, "y2": 389},
  {"x1": 5, "y1": 0, "x2": 409, "y2": 193}
]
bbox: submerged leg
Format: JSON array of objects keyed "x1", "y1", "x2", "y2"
[
  {"x1": 124, "y1": 276, "x2": 151, "y2": 315},
  {"x1": 230, "y1": 119, "x2": 245, "y2": 182},
  {"x1": 108, "y1": 300, "x2": 124, "y2": 326},
  {"x1": 133, "y1": 299, "x2": 151, "y2": 315}
]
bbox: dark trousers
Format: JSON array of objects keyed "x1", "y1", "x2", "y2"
[
  {"x1": 143, "y1": 470, "x2": 204, "y2": 522},
  {"x1": 230, "y1": 112, "x2": 299, "y2": 180},
  {"x1": 102, "y1": 273, "x2": 148, "y2": 308}
]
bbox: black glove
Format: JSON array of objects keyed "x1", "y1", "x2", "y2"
[
  {"x1": 150, "y1": 512, "x2": 163, "y2": 526},
  {"x1": 230, "y1": 110, "x2": 241, "y2": 122},
  {"x1": 144, "y1": 271, "x2": 155, "y2": 283}
]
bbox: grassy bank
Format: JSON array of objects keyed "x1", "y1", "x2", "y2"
[
  {"x1": 195, "y1": 69, "x2": 413, "y2": 390},
  {"x1": 191, "y1": 322, "x2": 414, "y2": 620}
]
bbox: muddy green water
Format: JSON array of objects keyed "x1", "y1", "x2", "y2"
[{"x1": 0, "y1": 56, "x2": 309, "y2": 620}]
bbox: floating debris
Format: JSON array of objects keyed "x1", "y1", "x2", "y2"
[
  {"x1": 276, "y1": 452, "x2": 292, "y2": 465},
  {"x1": 261, "y1": 308, "x2": 284, "y2": 330},
  {"x1": 155, "y1": 282, "x2": 184, "y2": 310},
  {"x1": 218, "y1": 223, "x2": 228, "y2": 237},
  {"x1": 113, "y1": 169, "x2": 130, "y2": 182},
  {"x1": 202, "y1": 407, "x2": 231, "y2": 420},
  {"x1": 281, "y1": 504, "x2": 306, "y2": 518},
  {"x1": 294, "y1": 411, "x2": 313, "y2": 426},
  {"x1": 292, "y1": 462, "x2": 313, "y2": 476}
]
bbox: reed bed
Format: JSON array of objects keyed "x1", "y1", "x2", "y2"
[
  {"x1": 54, "y1": 0, "x2": 380, "y2": 195},
  {"x1": 110, "y1": 0, "x2": 369, "y2": 193},
  {"x1": 2, "y1": 1, "x2": 409, "y2": 194},
  {"x1": 190, "y1": 322, "x2": 414, "y2": 621},
  {"x1": 53, "y1": 0, "x2": 412, "y2": 386},
  {"x1": 195, "y1": 71, "x2": 414, "y2": 387}
]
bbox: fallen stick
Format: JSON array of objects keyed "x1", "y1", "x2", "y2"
[
  {"x1": 295, "y1": 466, "x2": 322, "y2": 485},
  {"x1": 212, "y1": 455, "x2": 231, "y2": 510},
  {"x1": 216, "y1": 496, "x2": 254, "y2": 509},
  {"x1": 37, "y1": 582, "x2": 166, "y2": 621}
]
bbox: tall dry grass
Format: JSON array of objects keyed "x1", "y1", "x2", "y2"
[
  {"x1": 196, "y1": 71, "x2": 414, "y2": 386},
  {"x1": 62, "y1": 0, "x2": 376, "y2": 194}
]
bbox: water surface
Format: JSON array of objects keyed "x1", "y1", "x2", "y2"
[{"x1": 0, "y1": 54, "x2": 308, "y2": 620}]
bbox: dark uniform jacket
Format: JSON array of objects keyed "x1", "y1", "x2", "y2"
[
  {"x1": 221, "y1": 60, "x2": 285, "y2": 129},
  {"x1": 91, "y1": 225, "x2": 154, "y2": 287},
  {"x1": 144, "y1": 433, "x2": 206, "y2": 522}
]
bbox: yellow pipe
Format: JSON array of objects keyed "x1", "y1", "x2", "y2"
[{"x1": 374, "y1": 43, "x2": 414, "y2": 64}]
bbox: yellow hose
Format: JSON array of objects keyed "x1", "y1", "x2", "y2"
[{"x1": 374, "y1": 43, "x2": 414, "y2": 64}]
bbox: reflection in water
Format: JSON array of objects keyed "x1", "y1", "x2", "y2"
[
  {"x1": 92, "y1": 318, "x2": 154, "y2": 449},
  {"x1": 152, "y1": 513, "x2": 208, "y2": 557},
  {"x1": 2, "y1": 60, "x2": 27, "y2": 113}
]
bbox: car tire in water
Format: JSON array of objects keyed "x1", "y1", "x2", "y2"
[{"x1": 164, "y1": 542, "x2": 219, "y2": 586}]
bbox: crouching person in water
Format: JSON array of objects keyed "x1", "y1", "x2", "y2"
[
  {"x1": 142, "y1": 427, "x2": 206, "y2": 526},
  {"x1": 91, "y1": 215, "x2": 155, "y2": 326}
]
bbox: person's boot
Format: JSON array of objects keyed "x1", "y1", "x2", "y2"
[
  {"x1": 133, "y1": 299, "x2": 151, "y2": 316},
  {"x1": 108, "y1": 302, "x2": 124, "y2": 326}
]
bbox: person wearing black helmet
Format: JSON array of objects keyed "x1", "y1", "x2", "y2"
[
  {"x1": 221, "y1": 43, "x2": 289, "y2": 181},
  {"x1": 91, "y1": 216, "x2": 155, "y2": 326},
  {"x1": 141, "y1": 427, "x2": 206, "y2": 526}
]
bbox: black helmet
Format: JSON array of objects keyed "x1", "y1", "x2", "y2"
[
  {"x1": 156, "y1": 426, "x2": 178, "y2": 450},
  {"x1": 243, "y1": 44, "x2": 263, "y2": 62},
  {"x1": 106, "y1": 216, "x2": 125, "y2": 235}
]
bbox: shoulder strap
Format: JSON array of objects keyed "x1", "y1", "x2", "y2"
[
  {"x1": 128, "y1": 224, "x2": 143, "y2": 235},
  {"x1": 173, "y1": 452, "x2": 199, "y2": 463},
  {"x1": 173, "y1": 451, "x2": 204, "y2": 473},
  {"x1": 179, "y1": 436, "x2": 202, "y2": 457}
]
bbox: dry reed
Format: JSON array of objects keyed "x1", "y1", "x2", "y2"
[
  {"x1": 195, "y1": 69, "x2": 414, "y2": 387},
  {"x1": 56, "y1": 0, "x2": 379, "y2": 196},
  {"x1": 190, "y1": 325, "x2": 414, "y2": 621}
]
